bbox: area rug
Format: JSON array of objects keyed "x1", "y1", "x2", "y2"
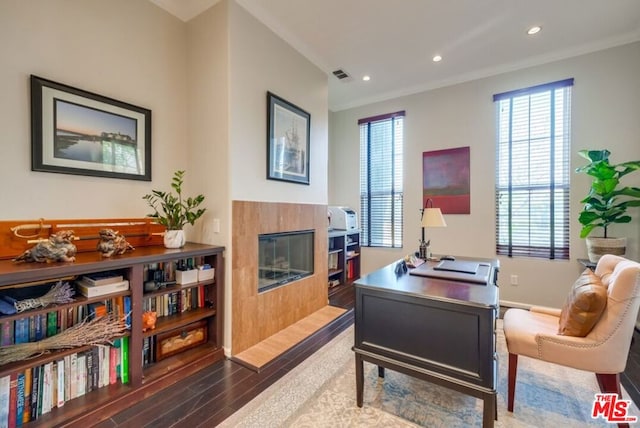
[{"x1": 218, "y1": 321, "x2": 640, "y2": 427}]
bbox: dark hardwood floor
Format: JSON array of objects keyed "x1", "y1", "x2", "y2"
[
  {"x1": 95, "y1": 283, "x2": 356, "y2": 428},
  {"x1": 94, "y1": 285, "x2": 640, "y2": 427}
]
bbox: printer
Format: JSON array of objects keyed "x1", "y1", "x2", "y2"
[{"x1": 328, "y1": 206, "x2": 358, "y2": 230}]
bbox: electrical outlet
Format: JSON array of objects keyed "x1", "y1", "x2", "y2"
[{"x1": 510, "y1": 274, "x2": 518, "y2": 286}]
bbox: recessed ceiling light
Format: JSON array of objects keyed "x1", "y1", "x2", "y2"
[
  {"x1": 362, "y1": 75, "x2": 371, "y2": 81},
  {"x1": 527, "y1": 26, "x2": 541, "y2": 35},
  {"x1": 432, "y1": 55, "x2": 442, "y2": 62}
]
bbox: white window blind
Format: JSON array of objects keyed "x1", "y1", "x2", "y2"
[
  {"x1": 359, "y1": 111, "x2": 405, "y2": 247},
  {"x1": 494, "y1": 79, "x2": 573, "y2": 259}
]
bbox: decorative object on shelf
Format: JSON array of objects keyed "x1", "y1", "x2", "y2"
[
  {"x1": 142, "y1": 311, "x2": 157, "y2": 332},
  {"x1": 156, "y1": 320, "x2": 207, "y2": 361},
  {"x1": 143, "y1": 170, "x2": 206, "y2": 249},
  {"x1": 30, "y1": 75, "x2": 152, "y2": 181},
  {"x1": 97, "y1": 228, "x2": 135, "y2": 257},
  {"x1": 419, "y1": 199, "x2": 447, "y2": 259},
  {"x1": 12, "y1": 230, "x2": 77, "y2": 263},
  {"x1": 422, "y1": 146, "x2": 470, "y2": 214},
  {"x1": 576, "y1": 149, "x2": 640, "y2": 262},
  {"x1": 0, "y1": 313, "x2": 127, "y2": 365},
  {"x1": 13, "y1": 281, "x2": 75, "y2": 313},
  {"x1": 267, "y1": 92, "x2": 311, "y2": 185}
]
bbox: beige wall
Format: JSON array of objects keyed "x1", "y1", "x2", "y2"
[
  {"x1": 228, "y1": 1, "x2": 329, "y2": 204},
  {"x1": 0, "y1": 0, "x2": 329, "y2": 354},
  {"x1": 0, "y1": 0, "x2": 189, "y2": 220},
  {"x1": 330, "y1": 42, "x2": 640, "y2": 309}
]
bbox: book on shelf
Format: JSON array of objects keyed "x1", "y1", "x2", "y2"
[
  {"x1": 22, "y1": 368, "x2": 31, "y2": 425},
  {"x1": 1, "y1": 321, "x2": 13, "y2": 346},
  {"x1": 85, "y1": 350, "x2": 94, "y2": 394},
  {"x1": 14, "y1": 319, "x2": 29, "y2": 344},
  {"x1": 109, "y1": 346, "x2": 118, "y2": 385},
  {"x1": 30, "y1": 366, "x2": 40, "y2": 421},
  {"x1": 124, "y1": 297, "x2": 131, "y2": 329},
  {"x1": 75, "y1": 279, "x2": 129, "y2": 298},
  {"x1": 8, "y1": 373, "x2": 17, "y2": 428},
  {"x1": 69, "y1": 354, "x2": 77, "y2": 400},
  {"x1": 76, "y1": 354, "x2": 86, "y2": 398},
  {"x1": 46, "y1": 312, "x2": 57, "y2": 338},
  {"x1": 120, "y1": 337, "x2": 129, "y2": 384},
  {"x1": 50, "y1": 363, "x2": 57, "y2": 414},
  {"x1": 88, "y1": 303, "x2": 107, "y2": 320},
  {"x1": 0, "y1": 375, "x2": 9, "y2": 428},
  {"x1": 40, "y1": 363, "x2": 51, "y2": 416},
  {"x1": 56, "y1": 360, "x2": 64, "y2": 409},
  {"x1": 15, "y1": 372, "x2": 25, "y2": 428},
  {"x1": 80, "y1": 271, "x2": 124, "y2": 286},
  {"x1": 27, "y1": 316, "x2": 35, "y2": 343}
]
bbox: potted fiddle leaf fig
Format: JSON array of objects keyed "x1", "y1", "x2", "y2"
[
  {"x1": 576, "y1": 149, "x2": 640, "y2": 262},
  {"x1": 143, "y1": 170, "x2": 206, "y2": 248}
]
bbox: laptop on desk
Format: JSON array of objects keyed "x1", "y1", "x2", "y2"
[{"x1": 410, "y1": 260, "x2": 491, "y2": 285}]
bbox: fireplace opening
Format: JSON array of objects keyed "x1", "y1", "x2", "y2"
[{"x1": 258, "y1": 230, "x2": 314, "y2": 293}]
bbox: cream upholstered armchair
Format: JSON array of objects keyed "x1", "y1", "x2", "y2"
[{"x1": 503, "y1": 254, "x2": 640, "y2": 425}]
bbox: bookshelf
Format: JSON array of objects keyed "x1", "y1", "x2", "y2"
[
  {"x1": 0, "y1": 243, "x2": 224, "y2": 427},
  {"x1": 328, "y1": 229, "x2": 360, "y2": 296}
]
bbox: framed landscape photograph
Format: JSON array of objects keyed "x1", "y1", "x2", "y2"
[
  {"x1": 267, "y1": 92, "x2": 310, "y2": 185},
  {"x1": 31, "y1": 75, "x2": 152, "y2": 181}
]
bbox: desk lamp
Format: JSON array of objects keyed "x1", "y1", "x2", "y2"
[{"x1": 420, "y1": 199, "x2": 447, "y2": 259}]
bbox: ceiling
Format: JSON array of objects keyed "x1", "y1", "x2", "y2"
[{"x1": 150, "y1": 0, "x2": 640, "y2": 111}]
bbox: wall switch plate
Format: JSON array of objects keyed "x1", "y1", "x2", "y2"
[{"x1": 510, "y1": 274, "x2": 518, "y2": 285}]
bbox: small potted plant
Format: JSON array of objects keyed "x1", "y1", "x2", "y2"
[
  {"x1": 576, "y1": 149, "x2": 640, "y2": 262},
  {"x1": 143, "y1": 170, "x2": 206, "y2": 248}
]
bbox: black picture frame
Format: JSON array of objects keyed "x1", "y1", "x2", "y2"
[
  {"x1": 267, "y1": 91, "x2": 310, "y2": 185},
  {"x1": 31, "y1": 75, "x2": 152, "y2": 181}
]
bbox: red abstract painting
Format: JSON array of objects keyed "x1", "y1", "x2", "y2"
[{"x1": 422, "y1": 146, "x2": 470, "y2": 214}]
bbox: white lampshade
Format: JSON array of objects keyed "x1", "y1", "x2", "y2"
[{"x1": 421, "y1": 207, "x2": 447, "y2": 228}]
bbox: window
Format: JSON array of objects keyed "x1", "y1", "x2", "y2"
[
  {"x1": 359, "y1": 111, "x2": 404, "y2": 247},
  {"x1": 494, "y1": 79, "x2": 573, "y2": 259}
]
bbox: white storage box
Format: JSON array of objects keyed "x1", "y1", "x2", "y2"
[
  {"x1": 198, "y1": 268, "x2": 215, "y2": 282},
  {"x1": 176, "y1": 269, "x2": 198, "y2": 285}
]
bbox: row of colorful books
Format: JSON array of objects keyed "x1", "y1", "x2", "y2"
[
  {"x1": 0, "y1": 297, "x2": 131, "y2": 347},
  {"x1": 0, "y1": 338, "x2": 129, "y2": 426},
  {"x1": 142, "y1": 286, "x2": 206, "y2": 318}
]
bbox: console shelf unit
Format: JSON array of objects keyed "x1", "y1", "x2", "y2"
[
  {"x1": 0, "y1": 242, "x2": 225, "y2": 427},
  {"x1": 328, "y1": 229, "x2": 360, "y2": 296}
]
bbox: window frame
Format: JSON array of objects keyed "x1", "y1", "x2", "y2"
[
  {"x1": 493, "y1": 79, "x2": 573, "y2": 260},
  {"x1": 358, "y1": 111, "x2": 405, "y2": 248}
]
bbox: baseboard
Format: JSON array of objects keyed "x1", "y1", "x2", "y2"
[{"x1": 499, "y1": 300, "x2": 533, "y2": 310}]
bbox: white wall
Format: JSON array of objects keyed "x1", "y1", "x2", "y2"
[
  {"x1": 330, "y1": 42, "x2": 640, "y2": 308},
  {"x1": 0, "y1": 0, "x2": 189, "y2": 220},
  {"x1": 186, "y1": 2, "x2": 230, "y2": 247},
  {"x1": 228, "y1": 1, "x2": 329, "y2": 205},
  {"x1": 184, "y1": 1, "x2": 329, "y2": 353}
]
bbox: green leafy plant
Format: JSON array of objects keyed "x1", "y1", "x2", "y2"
[
  {"x1": 576, "y1": 149, "x2": 640, "y2": 238},
  {"x1": 143, "y1": 170, "x2": 206, "y2": 230}
]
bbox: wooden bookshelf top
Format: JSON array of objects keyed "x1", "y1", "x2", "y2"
[{"x1": 0, "y1": 243, "x2": 225, "y2": 287}]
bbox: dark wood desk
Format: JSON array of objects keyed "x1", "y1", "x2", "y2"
[{"x1": 353, "y1": 257, "x2": 499, "y2": 427}]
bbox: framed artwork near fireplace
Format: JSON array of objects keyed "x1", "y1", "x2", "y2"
[
  {"x1": 267, "y1": 91, "x2": 310, "y2": 185},
  {"x1": 31, "y1": 75, "x2": 152, "y2": 181}
]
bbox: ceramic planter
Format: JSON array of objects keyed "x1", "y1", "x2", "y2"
[{"x1": 164, "y1": 230, "x2": 185, "y2": 249}]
